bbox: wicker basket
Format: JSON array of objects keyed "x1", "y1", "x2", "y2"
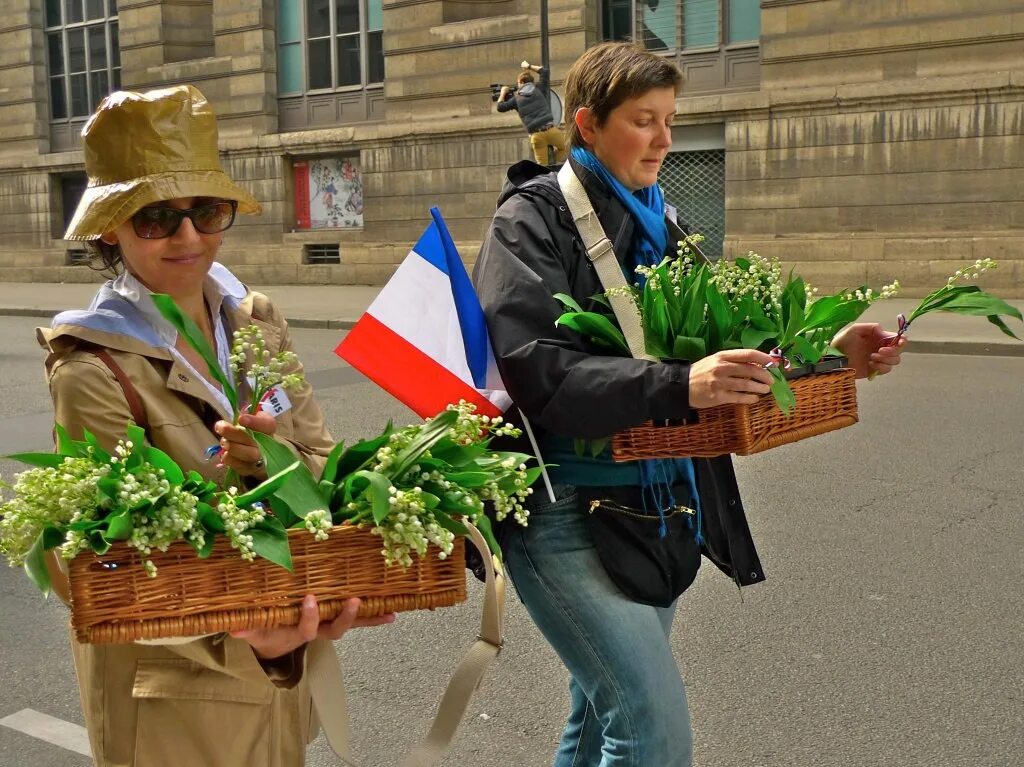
[
  {"x1": 68, "y1": 525, "x2": 467, "y2": 644},
  {"x1": 612, "y1": 368, "x2": 858, "y2": 461}
]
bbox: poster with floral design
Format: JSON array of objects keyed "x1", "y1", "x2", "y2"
[{"x1": 293, "y1": 157, "x2": 363, "y2": 229}]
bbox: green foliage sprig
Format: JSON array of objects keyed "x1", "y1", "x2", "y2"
[{"x1": 0, "y1": 425, "x2": 299, "y2": 594}]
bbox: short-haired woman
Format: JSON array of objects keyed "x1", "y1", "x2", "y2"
[{"x1": 474, "y1": 42, "x2": 903, "y2": 766}]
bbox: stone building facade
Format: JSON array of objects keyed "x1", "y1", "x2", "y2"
[{"x1": 0, "y1": 0, "x2": 1021, "y2": 296}]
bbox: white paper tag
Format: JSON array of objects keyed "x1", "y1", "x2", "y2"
[
  {"x1": 664, "y1": 203, "x2": 678, "y2": 224},
  {"x1": 246, "y1": 377, "x2": 293, "y2": 417}
]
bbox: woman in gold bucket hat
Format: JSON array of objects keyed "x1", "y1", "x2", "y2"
[{"x1": 39, "y1": 84, "x2": 394, "y2": 767}]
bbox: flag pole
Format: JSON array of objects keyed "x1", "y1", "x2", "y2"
[{"x1": 517, "y1": 408, "x2": 556, "y2": 504}]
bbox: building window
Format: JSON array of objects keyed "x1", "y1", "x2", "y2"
[
  {"x1": 659, "y1": 149, "x2": 726, "y2": 257},
  {"x1": 45, "y1": 0, "x2": 120, "y2": 123},
  {"x1": 278, "y1": 0, "x2": 384, "y2": 96},
  {"x1": 292, "y1": 157, "x2": 364, "y2": 230},
  {"x1": 600, "y1": 0, "x2": 760, "y2": 52}
]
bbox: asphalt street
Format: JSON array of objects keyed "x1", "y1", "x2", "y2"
[{"x1": 0, "y1": 315, "x2": 1021, "y2": 767}]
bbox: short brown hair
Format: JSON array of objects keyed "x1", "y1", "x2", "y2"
[
  {"x1": 517, "y1": 70, "x2": 534, "y2": 85},
  {"x1": 562, "y1": 42, "x2": 683, "y2": 149}
]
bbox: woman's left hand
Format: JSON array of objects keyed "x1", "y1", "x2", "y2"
[
  {"x1": 831, "y1": 322, "x2": 906, "y2": 379},
  {"x1": 214, "y1": 411, "x2": 276, "y2": 478}
]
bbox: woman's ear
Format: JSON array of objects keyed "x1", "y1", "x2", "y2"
[
  {"x1": 100, "y1": 232, "x2": 118, "y2": 246},
  {"x1": 574, "y1": 107, "x2": 596, "y2": 146}
]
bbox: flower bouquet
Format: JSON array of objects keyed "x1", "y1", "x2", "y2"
[
  {"x1": 1, "y1": 295, "x2": 539, "y2": 643},
  {"x1": 555, "y1": 239, "x2": 1021, "y2": 459}
]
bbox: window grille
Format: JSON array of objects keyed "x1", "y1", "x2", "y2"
[
  {"x1": 66, "y1": 249, "x2": 90, "y2": 265},
  {"x1": 304, "y1": 244, "x2": 341, "y2": 264},
  {"x1": 659, "y1": 149, "x2": 726, "y2": 257}
]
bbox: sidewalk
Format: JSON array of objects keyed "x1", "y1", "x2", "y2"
[{"x1": 0, "y1": 281, "x2": 1021, "y2": 356}]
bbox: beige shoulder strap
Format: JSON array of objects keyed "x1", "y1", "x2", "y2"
[
  {"x1": 307, "y1": 521, "x2": 505, "y2": 766},
  {"x1": 556, "y1": 163, "x2": 654, "y2": 362}
]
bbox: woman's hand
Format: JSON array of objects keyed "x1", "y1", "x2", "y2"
[
  {"x1": 832, "y1": 323, "x2": 906, "y2": 379},
  {"x1": 688, "y1": 349, "x2": 776, "y2": 408},
  {"x1": 232, "y1": 595, "x2": 396, "y2": 661},
  {"x1": 214, "y1": 411, "x2": 276, "y2": 479}
]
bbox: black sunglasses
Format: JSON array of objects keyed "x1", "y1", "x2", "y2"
[{"x1": 131, "y1": 200, "x2": 238, "y2": 240}]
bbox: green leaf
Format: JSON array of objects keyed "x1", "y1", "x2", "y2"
[
  {"x1": 740, "y1": 327, "x2": 778, "y2": 351},
  {"x1": 443, "y1": 470, "x2": 492, "y2": 488},
  {"x1": 388, "y1": 409, "x2": 460, "y2": 480},
  {"x1": 431, "y1": 508, "x2": 471, "y2": 537},
  {"x1": 234, "y1": 461, "x2": 302, "y2": 507},
  {"x1": 430, "y1": 441, "x2": 488, "y2": 468},
  {"x1": 986, "y1": 313, "x2": 1022, "y2": 340},
  {"x1": 54, "y1": 424, "x2": 81, "y2": 457},
  {"x1": 104, "y1": 510, "x2": 134, "y2": 541},
  {"x1": 705, "y1": 287, "x2": 732, "y2": 353},
  {"x1": 249, "y1": 525, "x2": 293, "y2": 571},
  {"x1": 251, "y1": 432, "x2": 326, "y2": 521},
  {"x1": 553, "y1": 292, "x2": 584, "y2": 313},
  {"x1": 5, "y1": 452, "x2": 68, "y2": 468},
  {"x1": 471, "y1": 514, "x2": 502, "y2": 559},
  {"x1": 189, "y1": 533, "x2": 215, "y2": 559},
  {"x1": 768, "y1": 367, "x2": 797, "y2": 415},
  {"x1": 589, "y1": 437, "x2": 609, "y2": 458},
  {"x1": 351, "y1": 469, "x2": 393, "y2": 524},
  {"x1": 198, "y1": 501, "x2": 226, "y2": 533},
  {"x1": 572, "y1": 438, "x2": 586, "y2": 458},
  {"x1": 86, "y1": 530, "x2": 112, "y2": 556},
  {"x1": 788, "y1": 335, "x2": 824, "y2": 365},
  {"x1": 671, "y1": 335, "x2": 706, "y2": 362},
  {"x1": 555, "y1": 311, "x2": 631, "y2": 355},
  {"x1": 151, "y1": 293, "x2": 239, "y2": 417},
  {"x1": 23, "y1": 528, "x2": 62, "y2": 596},
  {"x1": 319, "y1": 440, "x2": 346, "y2": 484},
  {"x1": 336, "y1": 430, "x2": 393, "y2": 478},
  {"x1": 142, "y1": 446, "x2": 185, "y2": 485},
  {"x1": 82, "y1": 429, "x2": 110, "y2": 463}
]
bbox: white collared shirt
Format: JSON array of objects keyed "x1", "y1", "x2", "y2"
[{"x1": 110, "y1": 265, "x2": 246, "y2": 418}]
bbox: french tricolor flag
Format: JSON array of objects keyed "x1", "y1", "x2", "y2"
[{"x1": 335, "y1": 208, "x2": 512, "y2": 419}]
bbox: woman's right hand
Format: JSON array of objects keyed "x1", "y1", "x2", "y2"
[{"x1": 688, "y1": 349, "x2": 776, "y2": 409}]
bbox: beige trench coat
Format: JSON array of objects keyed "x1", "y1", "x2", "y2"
[{"x1": 37, "y1": 288, "x2": 335, "y2": 767}]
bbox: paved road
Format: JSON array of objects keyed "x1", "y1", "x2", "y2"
[{"x1": 0, "y1": 316, "x2": 1021, "y2": 766}]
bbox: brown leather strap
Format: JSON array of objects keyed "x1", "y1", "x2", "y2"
[{"x1": 88, "y1": 346, "x2": 148, "y2": 431}]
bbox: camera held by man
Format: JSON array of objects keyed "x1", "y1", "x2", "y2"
[{"x1": 495, "y1": 60, "x2": 567, "y2": 167}]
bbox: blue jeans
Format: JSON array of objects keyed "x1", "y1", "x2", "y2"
[{"x1": 506, "y1": 486, "x2": 693, "y2": 767}]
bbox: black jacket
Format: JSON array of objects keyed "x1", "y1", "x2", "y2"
[{"x1": 472, "y1": 158, "x2": 765, "y2": 588}]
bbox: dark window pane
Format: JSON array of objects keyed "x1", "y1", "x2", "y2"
[
  {"x1": 65, "y1": 0, "x2": 84, "y2": 24},
  {"x1": 47, "y1": 33, "x2": 64, "y2": 75},
  {"x1": 335, "y1": 0, "x2": 359, "y2": 35},
  {"x1": 61, "y1": 174, "x2": 88, "y2": 231},
  {"x1": 601, "y1": 0, "x2": 632, "y2": 42},
  {"x1": 46, "y1": 0, "x2": 62, "y2": 27},
  {"x1": 70, "y1": 72, "x2": 89, "y2": 116},
  {"x1": 85, "y1": 0, "x2": 105, "y2": 20},
  {"x1": 110, "y1": 22, "x2": 119, "y2": 66},
  {"x1": 108, "y1": 0, "x2": 117, "y2": 15},
  {"x1": 307, "y1": 37, "x2": 331, "y2": 89},
  {"x1": 50, "y1": 77, "x2": 67, "y2": 119},
  {"x1": 367, "y1": 30, "x2": 383, "y2": 83},
  {"x1": 88, "y1": 25, "x2": 107, "y2": 69},
  {"x1": 112, "y1": 67, "x2": 121, "y2": 89},
  {"x1": 68, "y1": 28, "x2": 86, "y2": 72},
  {"x1": 336, "y1": 34, "x2": 359, "y2": 86},
  {"x1": 90, "y1": 70, "x2": 108, "y2": 108},
  {"x1": 306, "y1": 0, "x2": 331, "y2": 38}
]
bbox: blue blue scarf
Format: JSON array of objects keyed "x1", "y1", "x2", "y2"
[
  {"x1": 571, "y1": 148, "x2": 703, "y2": 544},
  {"x1": 571, "y1": 147, "x2": 668, "y2": 276}
]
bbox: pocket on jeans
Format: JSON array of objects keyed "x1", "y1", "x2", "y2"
[{"x1": 526, "y1": 483, "x2": 577, "y2": 516}]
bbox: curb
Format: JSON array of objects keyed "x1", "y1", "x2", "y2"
[{"x1": 3, "y1": 308, "x2": 1021, "y2": 357}]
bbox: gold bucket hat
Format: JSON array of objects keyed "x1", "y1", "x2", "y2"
[{"x1": 64, "y1": 84, "x2": 261, "y2": 241}]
